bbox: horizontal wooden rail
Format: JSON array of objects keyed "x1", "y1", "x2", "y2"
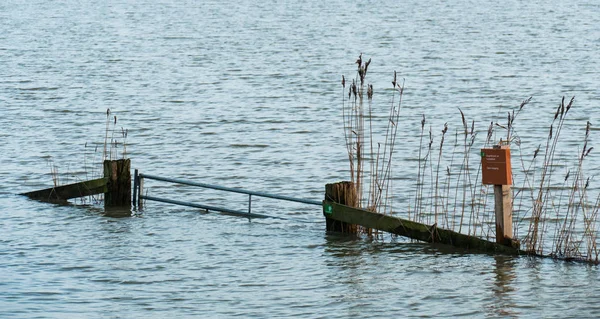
[
  {"x1": 21, "y1": 177, "x2": 108, "y2": 202},
  {"x1": 323, "y1": 201, "x2": 524, "y2": 255}
]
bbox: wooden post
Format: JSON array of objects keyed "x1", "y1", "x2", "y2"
[
  {"x1": 481, "y1": 145, "x2": 517, "y2": 248},
  {"x1": 494, "y1": 184, "x2": 513, "y2": 246},
  {"x1": 103, "y1": 159, "x2": 131, "y2": 208},
  {"x1": 324, "y1": 181, "x2": 358, "y2": 233}
]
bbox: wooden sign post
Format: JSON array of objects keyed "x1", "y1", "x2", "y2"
[{"x1": 481, "y1": 145, "x2": 513, "y2": 246}]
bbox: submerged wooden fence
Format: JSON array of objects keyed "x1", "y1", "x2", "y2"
[
  {"x1": 21, "y1": 158, "x2": 521, "y2": 255},
  {"x1": 21, "y1": 157, "x2": 591, "y2": 262},
  {"x1": 22, "y1": 159, "x2": 131, "y2": 208},
  {"x1": 321, "y1": 146, "x2": 523, "y2": 256},
  {"x1": 22, "y1": 177, "x2": 108, "y2": 202},
  {"x1": 323, "y1": 200, "x2": 522, "y2": 255}
]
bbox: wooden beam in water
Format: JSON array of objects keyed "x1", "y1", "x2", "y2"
[
  {"x1": 323, "y1": 201, "x2": 523, "y2": 255},
  {"x1": 21, "y1": 177, "x2": 108, "y2": 202}
]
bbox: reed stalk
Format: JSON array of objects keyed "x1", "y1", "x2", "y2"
[
  {"x1": 444, "y1": 131, "x2": 459, "y2": 231},
  {"x1": 434, "y1": 123, "x2": 448, "y2": 226},
  {"x1": 103, "y1": 108, "x2": 110, "y2": 161},
  {"x1": 413, "y1": 115, "x2": 426, "y2": 222},
  {"x1": 380, "y1": 80, "x2": 405, "y2": 214}
]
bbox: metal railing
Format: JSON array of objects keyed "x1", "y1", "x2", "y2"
[{"x1": 134, "y1": 171, "x2": 322, "y2": 219}]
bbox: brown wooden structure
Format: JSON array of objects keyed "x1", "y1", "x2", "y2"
[
  {"x1": 323, "y1": 200, "x2": 522, "y2": 255},
  {"x1": 21, "y1": 177, "x2": 108, "y2": 202},
  {"x1": 103, "y1": 159, "x2": 131, "y2": 208},
  {"x1": 22, "y1": 159, "x2": 131, "y2": 209},
  {"x1": 481, "y1": 145, "x2": 514, "y2": 246}
]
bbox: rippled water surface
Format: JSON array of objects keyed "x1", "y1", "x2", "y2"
[{"x1": 2, "y1": 0, "x2": 600, "y2": 318}]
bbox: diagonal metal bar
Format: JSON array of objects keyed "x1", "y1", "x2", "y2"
[
  {"x1": 141, "y1": 195, "x2": 283, "y2": 219},
  {"x1": 139, "y1": 173, "x2": 321, "y2": 205}
]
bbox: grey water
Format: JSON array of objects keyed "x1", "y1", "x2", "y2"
[{"x1": 1, "y1": 0, "x2": 600, "y2": 318}]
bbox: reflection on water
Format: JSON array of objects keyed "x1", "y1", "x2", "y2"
[
  {"x1": 103, "y1": 206, "x2": 133, "y2": 218},
  {"x1": 488, "y1": 256, "x2": 518, "y2": 318}
]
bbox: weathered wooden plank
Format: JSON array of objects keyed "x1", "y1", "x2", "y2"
[
  {"x1": 21, "y1": 177, "x2": 108, "y2": 202},
  {"x1": 323, "y1": 201, "x2": 524, "y2": 255}
]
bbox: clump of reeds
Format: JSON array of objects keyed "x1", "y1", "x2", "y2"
[
  {"x1": 502, "y1": 96, "x2": 599, "y2": 263},
  {"x1": 47, "y1": 157, "x2": 60, "y2": 188},
  {"x1": 101, "y1": 108, "x2": 129, "y2": 161},
  {"x1": 523, "y1": 97, "x2": 572, "y2": 254},
  {"x1": 548, "y1": 115, "x2": 597, "y2": 262},
  {"x1": 341, "y1": 54, "x2": 405, "y2": 217},
  {"x1": 410, "y1": 107, "x2": 490, "y2": 238},
  {"x1": 338, "y1": 56, "x2": 599, "y2": 263}
]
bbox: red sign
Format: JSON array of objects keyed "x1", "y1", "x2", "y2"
[{"x1": 481, "y1": 147, "x2": 512, "y2": 185}]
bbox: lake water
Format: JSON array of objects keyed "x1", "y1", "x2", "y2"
[{"x1": 1, "y1": 0, "x2": 600, "y2": 318}]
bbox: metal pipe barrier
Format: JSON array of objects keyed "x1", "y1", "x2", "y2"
[{"x1": 135, "y1": 173, "x2": 322, "y2": 219}]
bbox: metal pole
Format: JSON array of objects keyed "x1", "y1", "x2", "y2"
[
  {"x1": 138, "y1": 173, "x2": 321, "y2": 206},
  {"x1": 138, "y1": 175, "x2": 144, "y2": 210},
  {"x1": 133, "y1": 169, "x2": 138, "y2": 208},
  {"x1": 141, "y1": 195, "x2": 280, "y2": 219},
  {"x1": 248, "y1": 194, "x2": 252, "y2": 215}
]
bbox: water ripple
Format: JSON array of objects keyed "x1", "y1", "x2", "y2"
[{"x1": 2, "y1": 0, "x2": 600, "y2": 317}]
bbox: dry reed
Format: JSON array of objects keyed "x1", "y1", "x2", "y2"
[
  {"x1": 341, "y1": 54, "x2": 405, "y2": 236},
  {"x1": 338, "y1": 64, "x2": 599, "y2": 263}
]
